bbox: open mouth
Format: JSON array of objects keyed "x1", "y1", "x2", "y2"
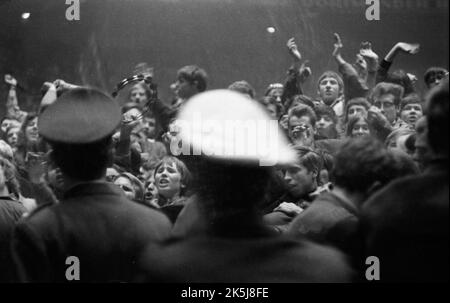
[{"x1": 159, "y1": 179, "x2": 170, "y2": 187}]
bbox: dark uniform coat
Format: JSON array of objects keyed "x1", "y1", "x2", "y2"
[
  {"x1": 0, "y1": 196, "x2": 26, "y2": 282},
  {"x1": 361, "y1": 162, "x2": 449, "y2": 282},
  {"x1": 136, "y1": 215, "x2": 354, "y2": 283},
  {"x1": 11, "y1": 182, "x2": 172, "y2": 282}
]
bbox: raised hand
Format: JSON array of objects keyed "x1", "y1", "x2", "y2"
[
  {"x1": 4, "y1": 74, "x2": 17, "y2": 87},
  {"x1": 360, "y1": 42, "x2": 379, "y2": 60},
  {"x1": 121, "y1": 111, "x2": 142, "y2": 133},
  {"x1": 332, "y1": 33, "x2": 343, "y2": 57},
  {"x1": 396, "y1": 42, "x2": 420, "y2": 55},
  {"x1": 299, "y1": 60, "x2": 312, "y2": 79},
  {"x1": 287, "y1": 37, "x2": 302, "y2": 61}
]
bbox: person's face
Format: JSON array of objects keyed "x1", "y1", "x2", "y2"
[
  {"x1": 318, "y1": 77, "x2": 340, "y2": 105},
  {"x1": 351, "y1": 118, "x2": 370, "y2": 138},
  {"x1": 141, "y1": 117, "x2": 156, "y2": 139},
  {"x1": 25, "y1": 117, "x2": 39, "y2": 143},
  {"x1": 144, "y1": 175, "x2": 159, "y2": 204},
  {"x1": 400, "y1": 103, "x2": 423, "y2": 126},
  {"x1": 6, "y1": 127, "x2": 20, "y2": 147},
  {"x1": 267, "y1": 87, "x2": 283, "y2": 103},
  {"x1": 413, "y1": 116, "x2": 432, "y2": 169},
  {"x1": 316, "y1": 115, "x2": 335, "y2": 138},
  {"x1": 284, "y1": 163, "x2": 316, "y2": 198},
  {"x1": 130, "y1": 85, "x2": 148, "y2": 107},
  {"x1": 347, "y1": 105, "x2": 368, "y2": 121},
  {"x1": 154, "y1": 162, "x2": 183, "y2": 199},
  {"x1": 172, "y1": 76, "x2": 198, "y2": 100},
  {"x1": 427, "y1": 72, "x2": 447, "y2": 89},
  {"x1": 266, "y1": 104, "x2": 278, "y2": 119},
  {"x1": 114, "y1": 176, "x2": 136, "y2": 200},
  {"x1": 289, "y1": 116, "x2": 316, "y2": 147},
  {"x1": 47, "y1": 167, "x2": 64, "y2": 190},
  {"x1": 1, "y1": 119, "x2": 20, "y2": 134},
  {"x1": 289, "y1": 116, "x2": 314, "y2": 142},
  {"x1": 319, "y1": 169, "x2": 330, "y2": 186},
  {"x1": 374, "y1": 94, "x2": 397, "y2": 124}
]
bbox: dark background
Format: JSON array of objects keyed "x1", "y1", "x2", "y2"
[{"x1": 0, "y1": 0, "x2": 448, "y2": 116}]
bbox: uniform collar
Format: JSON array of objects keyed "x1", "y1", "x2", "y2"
[{"x1": 63, "y1": 181, "x2": 123, "y2": 200}]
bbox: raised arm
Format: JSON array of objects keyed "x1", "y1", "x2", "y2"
[
  {"x1": 4, "y1": 75, "x2": 26, "y2": 122},
  {"x1": 282, "y1": 37, "x2": 310, "y2": 106},
  {"x1": 359, "y1": 42, "x2": 379, "y2": 89},
  {"x1": 332, "y1": 33, "x2": 346, "y2": 65},
  {"x1": 376, "y1": 42, "x2": 420, "y2": 83},
  {"x1": 333, "y1": 33, "x2": 369, "y2": 100}
]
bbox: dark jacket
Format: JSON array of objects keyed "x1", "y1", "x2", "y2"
[
  {"x1": 361, "y1": 162, "x2": 449, "y2": 282},
  {"x1": 287, "y1": 191, "x2": 361, "y2": 260},
  {"x1": 11, "y1": 182, "x2": 172, "y2": 282},
  {"x1": 136, "y1": 227, "x2": 354, "y2": 283},
  {"x1": 0, "y1": 196, "x2": 26, "y2": 282}
]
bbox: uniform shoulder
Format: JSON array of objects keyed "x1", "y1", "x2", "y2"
[{"x1": 21, "y1": 202, "x2": 56, "y2": 222}]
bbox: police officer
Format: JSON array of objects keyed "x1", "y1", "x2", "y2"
[{"x1": 11, "y1": 87, "x2": 171, "y2": 282}]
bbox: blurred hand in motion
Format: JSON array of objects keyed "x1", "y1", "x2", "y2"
[
  {"x1": 332, "y1": 33, "x2": 343, "y2": 57},
  {"x1": 396, "y1": 42, "x2": 420, "y2": 55},
  {"x1": 4, "y1": 74, "x2": 17, "y2": 87},
  {"x1": 53, "y1": 79, "x2": 79, "y2": 93},
  {"x1": 299, "y1": 60, "x2": 312, "y2": 80},
  {"x1": 287, "y1": 37, "x2": 302, "y2": 61},
  {"x1": 359, "y1": 42, "x2": 379, "y2": 72}
]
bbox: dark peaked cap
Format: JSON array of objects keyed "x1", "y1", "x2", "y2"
[{"x1": 38, "y1": 87, "x2": 121, "y2": 144}]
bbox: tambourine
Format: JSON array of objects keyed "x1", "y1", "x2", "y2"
[
  {"x1": 111, "y1": 74, "x2": 155, "y2": 98},
  {"x1": 111, "y1": 74, "x2": 158, "y2": 121}
]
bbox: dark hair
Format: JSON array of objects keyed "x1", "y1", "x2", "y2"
[
  {"x1": 262, "y1": 96, "x2": 284, "y2": 119},
  {"x1": 426, "y1": 78, "x2": 449, "y2": 156},
  {"x1": 424, "y1": 67, "x2": 448, "y2": 88},
  {"x1": 332, "y1": 137, "x2": 394, "y2": 193},
  {"x1": 386, "y1": 149, "x2": 420, "y2": 178},
  {"x1": 228, "y1": 81, "x2": 255, "y2": 99},
  {"x1": 50, "y1": 136, "x2": 113, "y2": 181},
  {"x1": 194, "y1": 158, "x2": 272, "y2": 221},
  {"x1": 399, "y1": 93, "x2": 423, "y2": 113},
  {"x1": 177, "y1": 65, "x2": 208, "y2": 92},
  {"x1": 371, "y1": 82, "x2": 404, "y2": 107},
  {"x1": 315, "y1": 104, "x2": 338, "y2": 125},
  {"x1": 288, "y1": 104, "x2": 317, "y2": 127},
  {"x1": 344, "y1": 97, "x2": 371, "y2": 123},
  {"x1": 286, "y1": 94, "x2": 316, "y2": 112},
  {"x1": 293, "y1": 146, "x2": 323, "y2": 184},
  {"x1": 387, "y1": 69, "x2": 415, "y2": 96},
  {"x1": 345, "y1": 115, "x2": 373, "y2": 138},
  {"x1": 17, "y1": 113, "x2": 38, "y2": 148}
]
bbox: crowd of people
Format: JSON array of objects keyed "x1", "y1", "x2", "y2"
[{"x1": 0, "y1": 33, "x2": 448, "y2": 282}]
